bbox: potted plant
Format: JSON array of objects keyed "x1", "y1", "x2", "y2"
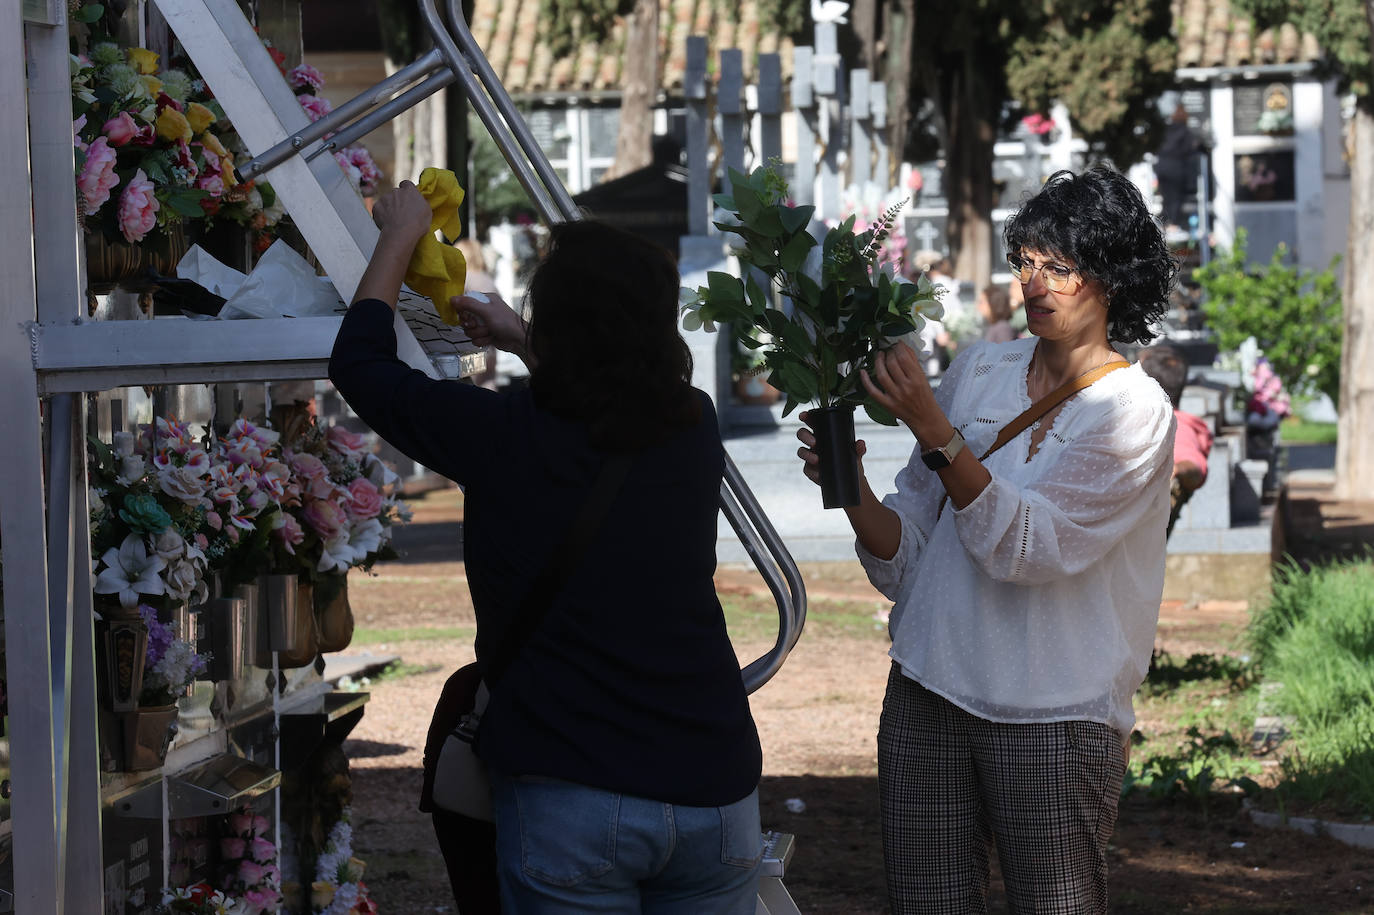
[{"x1": 679, "y1": 166, "x2": 944, "y2": 507}]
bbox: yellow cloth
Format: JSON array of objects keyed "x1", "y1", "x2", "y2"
[{"x1": 404, "y1": 168, "x2": 468, "y2": 325}]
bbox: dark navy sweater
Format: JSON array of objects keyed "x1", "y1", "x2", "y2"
[{"x1": 329, "y1": 299, "x2": 761, "y2": 806}]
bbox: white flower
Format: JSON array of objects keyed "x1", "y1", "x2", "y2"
[
  {"x1": 94, "y1": 534, "x2": 166, "y2": 608},
  {"x1": 89, "y1": 487, "x2": 106, "y2": 514},
  {"x1": 162, "y1": 556, "x2": 202, "y2": 603},
  {"x1": 346, "y1": 518, "x2": 383, "y2": 562},
  {"x1": 151, "y1": 528, "x2": 186, "y2": 563},
  {"x1": 111, "y1": 430, "x2": 138, "y2": 456},
  {"x1": 116, "y1": 454, "x2": 147, "y2": 486},
  {"x1": 317, "y1": 534, "x2": 354, "y2": 574}
]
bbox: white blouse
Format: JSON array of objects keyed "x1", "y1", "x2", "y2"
[{"x1": 858, "y1": 337, "x2": 1175, "y2": 735}]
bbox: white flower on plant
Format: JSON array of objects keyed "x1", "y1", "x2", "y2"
[
  {"x1": 162, "y1": 556, "x2": 203, "y2": 604},
  {"x1": 112, "y1": 430, "x2": 138, "y2": 457},
  {"x1": 317, "y1": 534, "x2": 354, "y2": 574},
  {"x1": 151, "y1": 528, "x2": 186, "y2": 563},
  {"x1": 94, "y1": 534, "x2": 166, "y2": 608},
  {"x1": 151, "y1": 637, "x2": 204, "y2": 691},
  {"x1": 345, "y1": 518, "x2": 383, "y2": 562}
]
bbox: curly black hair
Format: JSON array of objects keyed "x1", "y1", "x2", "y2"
[
  {"x1": 526, "y1": 220, "x2": 699, "y2": 451},
  {"x1": 1003, "y1": 164, "x2": 1178, "y2": 345}
]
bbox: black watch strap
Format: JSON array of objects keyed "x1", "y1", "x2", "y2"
[{"x1": 920, "y1": 429, "x2": 966, "y2": 470}]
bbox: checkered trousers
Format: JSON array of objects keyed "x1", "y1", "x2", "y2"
[{"x1": 877, "y1": 663, "x2": 1127, "y2": 915}]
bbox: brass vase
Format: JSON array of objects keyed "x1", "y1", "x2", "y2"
[
  {"x1": 120, "y1": 703, "x2": 179, "y2": 771},
  {"x1": 85, "y1": 224, "x2": 190, "y2": 294}
]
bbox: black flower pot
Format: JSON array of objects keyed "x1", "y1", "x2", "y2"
[{"x1": 812, "y1": 404, "x2": 861, "y2": 509}]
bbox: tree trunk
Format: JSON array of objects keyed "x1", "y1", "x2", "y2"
[
  {"x1": 1334, "y1": 102, "x2": 1374, "y2": 499},
  {"x1": 884, "y1": 0, "x2": 915, "y2": 186},
  {"x1": 943, "y1": 58, "x2": 995, "y2": 292},
  {"x1": 851, "y1": 0, "x2": 880, "y2": 73},
  {"x1": 602, "y1": 0, "x2": 658, "y2": 182}
]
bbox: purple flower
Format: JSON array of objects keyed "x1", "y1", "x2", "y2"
[{"x1": 140, "y1": 604, "x2": 175, "y2": 668}]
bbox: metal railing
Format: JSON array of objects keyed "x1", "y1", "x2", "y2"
[{"x1": 240, "y1": 0, "x2": 808, "y2": 691}]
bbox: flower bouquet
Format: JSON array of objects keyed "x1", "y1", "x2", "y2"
[
  {"x1": 219, "y1": 809, "x2": 282, "y2": 915},
  {"x1": 139, "y1": 604, "x2": 208, "y2": 706},
  {"x1": 160, "y1": 883, "x2": 250, "y2": 915},
  {"x1": 309, "y1": 809, "x2": 377, "y2": 915},
  {"x1": 679, "y1": 165, "x2": 944, "y2": 506}
]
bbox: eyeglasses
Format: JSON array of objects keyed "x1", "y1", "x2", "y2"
[{"x1": 1007, "y1": 254, "x2": 1082, "y2": 294}]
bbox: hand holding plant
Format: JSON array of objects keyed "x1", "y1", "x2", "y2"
[{"x1": 679, "y1": 166, "x2": 943, "y2": 424}]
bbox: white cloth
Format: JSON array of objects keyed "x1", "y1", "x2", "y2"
[{"x1": 858, "y1": 337, "x2": 1175, "y2": 735}]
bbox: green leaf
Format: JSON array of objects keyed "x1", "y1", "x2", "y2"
[
  {"x1": 165, "y1": 189, "x2": 208, "y2": 217},
  {"x1": 712, "y1": 193, "x2": 737, "y2": 211},
  {"x1": 706, "y1": 271, "x2": 745, "y2": 305},
  {"x1": 779, "y1": 204, "x2": 815, "y2": 234},
  {"x1": 744, "y1": 273, "x2": 768, "y2": 313},
  {"x1": 863, "y1": 400, "x2": 899, "y2": 426},
  {"x1": 779, "y1": 231, "x2": 816, "y2": 272},
  {"x1": 75, "y1": 3, "x2": 104, "y2": 23}
]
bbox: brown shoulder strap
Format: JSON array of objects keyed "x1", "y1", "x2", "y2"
[
  {"x1": 935, "y1": 359, "x2": 1129, "y2": 520},
  {"x1": 976, "y1": 360, "x2": 1130, "y2": 462}
]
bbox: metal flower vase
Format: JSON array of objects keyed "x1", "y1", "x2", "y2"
[
  {"x1": 811, "y1": 404, "x2": 861, "y2": 509},
  {"x1": 119, "y1": 704, "x2": 180, "y2": 771},
  {"x1": 202, "y1": 593, "x2": 248, "y2": 683}
]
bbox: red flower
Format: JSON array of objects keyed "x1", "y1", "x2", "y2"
[{"x1": 266, "y1": 45, "x2": 287, "y2": 75}]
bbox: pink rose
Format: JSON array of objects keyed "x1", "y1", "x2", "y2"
[
  {"x1": 228, "y1": 811, "x2": 255, "y2": 837},
  {"x1": 297, "y1": 93, "x2": 332, "y2": 122},
  {"x1": 237, "y1": 859, "x2": 265, "y2": 885},
  {"x1": 287, "y1": 63, "x2": 325, "y2": 93},
  {"x1": 197, "y1": 171, "x2": 225, "y2": 198},
  {"x1": 194, "y1": 533, "x2": 208, "y2": 550},
  {"x1": 327, "y1": 426, "x2": 368, "y2": 460},
  {"x1": 245, "y1": 888, "x2": 281, "y2": 910},
  {"x1": 102, "y1": 111, "x2": 140, "y2": 147},
  {"x1": 77, "y1": 136, "x2": 120, "y2": 215},
  {"x1": 345, "y1": 146, "x2": 382, "y2": 192},
  {"x1": 221, "y1": 837, "x2": 246, "y2": 859},
  {"x1": 250, "y1": 835, "x2": 275, "y2": 862},
  {"x1": 206, "y1": 511, "x2": 223, "y2": 531},
  {"x1": 289, "y1": 452, "x2": 328, "y2": 482},
  {"x1": 116, "y1": 169, "x2": 159, "y2": 243},
  {"x1": 346, "y1": 477, "x2": 382, "y2": 519},
  {"x1": 301, "y1": 499, "x2": 347, "y2": 541},
  {"x1": 274, "y1": 513, "x2": 304, "y2": 555}
]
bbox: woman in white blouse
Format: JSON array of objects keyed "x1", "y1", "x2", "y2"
[{"x1": 797, "y1": 165, "x2": 1178, "y2": 914}]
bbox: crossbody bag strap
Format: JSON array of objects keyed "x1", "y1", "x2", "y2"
[
  {"x1": 482, "y1": 452, "x2": 635, "y2": 686},
  {"x1": 935, "y1": 360, "x2": 1129, "y2": 519}
]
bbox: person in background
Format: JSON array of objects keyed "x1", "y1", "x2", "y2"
[
  {"x1": 331, "y1": 183, "x2": 764, "y2": 913},
  {"x1": 1139, "y1": 343, "x2": 1213, "y2": 536},
  {"x1": 796, "y1": 165, "x2": 1177, "y2": 914},
  {"x1": 977, "y1": 284, "x2": 1016, "y2": 343},
  {"x1": 909, "y1": 250, "x2": 964, "y2": 373},
  {"x1": 1155, "y1": 105, "x2": 1205, "y2": 233}
]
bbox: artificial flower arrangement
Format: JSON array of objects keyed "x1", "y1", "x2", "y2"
[
  {"x1": 218, "y1": 809, "x2": 283, "y2": 914},
  {"x1": 309, "y1": 809, "x2": 377, "y2": 915},
  {"x1": 276, "y1": 55, "x2": 383, "y2": 199},
  {"x1": 138, "y1": 603, "x2": 208, "y2": 706},
  {"x1": 88, "y1": 417, "x2": 285, "y2": 612},
  {"x1": 160, "y1": 883, "x2": 249, "y2": 915},
  {"x1": 679, "y1": 166, "x2": 944, "y2": 506},
  {"x1": 271, "y1": 419, "x2": 409, "y2": 581}
]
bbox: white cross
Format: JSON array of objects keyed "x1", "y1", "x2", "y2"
[{"x1": 912, "y1": 220, "x2": 942, "y2": 249}]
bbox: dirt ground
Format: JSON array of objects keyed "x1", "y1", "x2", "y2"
[{"x1": 340, "y1": 487, "x2": 1374, "y2": 914}]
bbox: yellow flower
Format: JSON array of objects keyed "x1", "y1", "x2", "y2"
[
  {"x1": 185, "y1": 102, "x2": 216, "y2": 135},
  {"x1": 126, "y1": 47, "x2": 159, "y2": 75},
  {"x1": 310, "y1": 881, "x2": 335, "y2": 908},
  {"x1": 139, "y1": 75, "x2": 163, "y2": 98},
  {"x1": 199, "y1": 131, "x2": 228, "y2": 159},
  {"x1": 220, "y1": 155, "x2": 239, "y2": 187},
  {"x1": 156, "y1": 107, "x2": 192, "y2": 143}
]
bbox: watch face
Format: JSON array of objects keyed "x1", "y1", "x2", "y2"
[{"x1": 921, "y1": 449, "x2": 952, "y2": 470}]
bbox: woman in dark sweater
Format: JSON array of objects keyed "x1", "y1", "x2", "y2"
[{"x1": 329, "y1": 182, "x2": 763, "y2": 913}]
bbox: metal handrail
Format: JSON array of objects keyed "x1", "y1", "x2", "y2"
[{"x1": 248, "y1": 0, "x2": 808, "y2": 691}]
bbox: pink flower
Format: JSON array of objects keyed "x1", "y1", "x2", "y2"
[
  {"x1": 77, "y1": 136, "x2": 120, "y2": 215},
  {"x1": 250, "y1": 835, "x2": 275, "y2": 863},
  {"x1": 116, "y1": 169, "x2": 159, "y2": 243},
  {"x1": 289, "y1": 452, "x2": 328, "y2": 482},
  {"x1": 73, "y1": 114, "x2": 88, "y2": 151},
  {"x1": 245, "y1": 888, "x2": 281, "y2": 910},
  {"x1": 334, "y1": 150, "x2": 363, "y2": 187},
  {"x1": 229, "y1": 811, "x2": 256, "y2": 836},
  {"x1": 102, "y1": 111, "x2": 140, "y2": 147},
  {"x1": 287, "y1": 63, "x2": 325, "y2": 93},
  {"x1": 194, "y1": 533, "x2": 208, "y2": 549},
  {"x1": 345, "y1": 146, "x2": 382, "y2": 192},
  {"x1": 301, "y1": 499, "x2": 347, "y2": 541},
  {"x1": 237, "y1": 859, "x2": 265, "y2": 885},
  {"x1": 206, "y1": 511, "x2": 223, "y2": 531},
  {"x1": 297, "y1": 93, "x2": 332, "y2": 122},
  {"x1": 221, "y1": 837, "x2": 246, "y2": 859},
  {"x1": 327, "y1": 426, "x2": 368, "y2": 460},
  {"x1": 197, "y1": 171, "x2": 225, "y2": 198},
  {"x1": 346, "y1": 477, "x2": 382, "y2": 519},
  {"x1": 274, "y1": 513, "x2": 304, "y2": 555},
  {"x1": 172, "y1": 139, "x2": 199, "y2": 180}
]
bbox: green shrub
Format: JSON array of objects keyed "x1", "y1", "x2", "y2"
[
  {"x1": 1251, "y1": 557, "x2": 1374, "y2": 813},
  {"x1": 1194, "y1": 228, "x2": 1342, "y2": 405}
]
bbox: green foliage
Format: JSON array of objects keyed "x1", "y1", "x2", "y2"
[
  {"x1": 1122, "y1": 727, "x2": 1262, "y2": 818},
  {"x1": 1194, "y1": 229, "x2": 1343, "y2": 404},
  {"x1": 679, "y1": 167, "x2": 943, "y2": 422},
  {"x1": 1278, "y1": 417, "x2": 1339, "y2": 445},
  {"x1": 467, "y1": 112, "x2": 537, "y2": 229},
  {"x1": 541, "y1": 0, "x2": 635, "y2": 59},
  {"x1": 1234, "y1": 0, "x2": 1373, "y2": 104},
  {"x1": 1250, "y1": 557, "x2": 1374, "y2": 813},
  {"x1": 1007, "y1": 0, "x2": 1177, "y2": 165}
]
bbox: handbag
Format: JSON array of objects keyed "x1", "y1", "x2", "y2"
[
  {"x1": 422, "y1": 453, "x2": 634, "y2": 822},
  {"x1": 936, "y1": 359, "x2": 1129, "y2": 519}
]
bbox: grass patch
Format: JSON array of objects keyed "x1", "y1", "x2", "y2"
[
  {"x1": 1247, "y1": 558, "x2": 1374, "y2": 816},
  {"x1": 721, "y1": 593, "x2": 888, "y2": 644},
  {"x1": 371, "y1": 660, "x2": 442, "y2": 681},
  {"x1": 352, "y1": 625, "x2": 476, "y2": 645},
  {"x1": 1280, "y1": 417, "x2": 1338, "y2": 445}
]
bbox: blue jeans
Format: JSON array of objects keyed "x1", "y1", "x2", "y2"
[{"x1": 490, "y1": 772, "x2": 762, "y2": 913}]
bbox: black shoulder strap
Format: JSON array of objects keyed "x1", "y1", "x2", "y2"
[{"x1": 483, "y1": 452, "x2": 634, "y2": 685}]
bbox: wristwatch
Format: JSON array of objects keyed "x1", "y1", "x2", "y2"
[{"x1": 920, "y1": 429, "x2": 966, "y2": 470}]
